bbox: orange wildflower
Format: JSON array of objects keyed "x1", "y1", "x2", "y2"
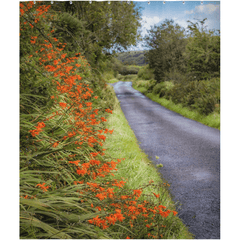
[
  {"x1": 105, "y1": 214, "x2": 117, "y2": 225},
  {"x1": 36, "y1": 183, "x2": 50, "y2": 192},
  {"x1": 153, "y1": 192, "x2": 160, "y2": 198},
  {"x1": 76, "y1": 167, "x2": 87, "y2": 176},
  {"x1": 90, "y1": 152, "x2": 98, "y2": 157},
  {"x1": 114, "y1": 209, "x2": 125, "y2": 222},
  {"x1": 95, "y1": 193, "x2": 107, "y2": 201},
  {"x1": 85, "y1": 102, "x2": 92, "y2": 107},
  {"x1": 95, "y1": 206, "x2": 101, "y2": 211},
  {"x1": 74, "y1": 180, "x2": 84, "y2": 185},
  {"x1": 37, "y1": 122, "x2": 45, "y2": 129},
  {"x1": 172, "y1": 210, "x2": 178, "y2": 216},
  {"x1": 69, "y1": 160, "x2": 80, "y2": 166},
  {"x1": 29, "y1": 129, "x2": 40, "y2": 137},
  {"x1": 52, "y1": 142, "x2": 59, "y2": 148},
  {"x1": 101, "y1": 117, "x2": 107, "y2": 122},
  {"x1": 59, "y1": 102, "x2": 67, "y2": 109}
]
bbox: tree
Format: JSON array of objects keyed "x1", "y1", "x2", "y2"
[
  {"x1": 144, "y1": 19, "x2": 187, "y2": 82},
  {"x1": 184, "y1": 18, "x2": 220, "y2": 80},
  {"x1": 50, "y1": 1, "x2": 142, "y2": 67}
]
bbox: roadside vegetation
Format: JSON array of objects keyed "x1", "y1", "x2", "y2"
[
  {"x1": 104, "y1": 88, "x2": 194, "y2": 239},
  {"x1": 20, "y1": 1, "x2": 194, "y2": 239},
  {"x1": 130, "y1": 77, "x2": 220, "y2": 130},
  {"x1": 111, "y1": 18, "x2": 220, "y2": 130}
]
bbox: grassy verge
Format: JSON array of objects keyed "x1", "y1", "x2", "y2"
[
  {"x1": 107, "y1": 78, "x2": 119, "y2": 84},
  {"x1": 104, "y1": 85, "x2": 194, "y2": 239},
  {"x1": 132, "y1": 83, "x2": 220, "y2": 130}
]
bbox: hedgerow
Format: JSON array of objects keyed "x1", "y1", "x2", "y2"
[{"x1": 20, "y1": 2, "x2": 179, "y2": 239}]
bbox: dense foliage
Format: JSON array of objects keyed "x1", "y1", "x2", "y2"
[
  {"x1": 145, "y1": 19, "x2": 187, "y2": 83},
  {"x1": 151, "y1": 79, "x2": 220, "y2": 115},
  {"x1": 144, "y1": 18, "x2": 220, "y2": 83},
  {"x1": 50, "y1": 1, "x2": 142, "y2": 68},
  {"x1": 184, "y1": 19, "x2": 220, "y2": 80}
]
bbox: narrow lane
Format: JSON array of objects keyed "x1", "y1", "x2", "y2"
[{"x1": 112, "y1": 81, "x2": 220, "y2": 239}]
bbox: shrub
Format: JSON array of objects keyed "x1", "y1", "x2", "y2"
[
  {"x1": 123, "y1": 74, "x2": 138, "y2": 81},
  {"x1": 192, "y1": 78, "x2": 220, "y2": 115},
  {"x1": 137, "y1": 64, "x2": 155, "y2": 80},
  {"x1": 167, "y1": 78, "x2": 220, "y2": 115},
  {"x1": 163, "y1": 68, "x2": 188, "y2": 83},
  {"x1": 143, "y1": 79, "x2": 156, "y2": 92},
  {"x1": 120, "y1": 65, "x2": 140, "y2": 75},
  {"x1": 117, "y1": 74, "x2": 125, "y2": 80},
  {"x1": 152, "y1": 83, "x2": 165, "y2": 95},
  {"x1": 152, "y1": 82, "x2": 174, "y2": 98}
]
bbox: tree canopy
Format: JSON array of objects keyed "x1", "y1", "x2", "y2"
[
  {"x1": 144, "y1": 19, "x2": 187, "y2": 82},
  {"x1": 184, "y1": 18, "x2": 220, "y2": 80},
  {"x1": 49, "y1": 1, "x2": 142, "y2": 67},
  {"x1": 144, "y1": 18, "x2": 220, "y2": 83}
]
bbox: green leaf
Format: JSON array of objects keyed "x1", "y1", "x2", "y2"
[{"x1": 20, "y1": 215, "x2": 72, "y2": 239}]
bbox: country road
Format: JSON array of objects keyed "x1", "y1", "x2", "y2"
[{"x1": 111, "y1": 81, "x2": 220, "y2": 239}]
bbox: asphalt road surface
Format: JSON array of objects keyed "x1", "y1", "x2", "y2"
[{"x1": 111, "y1": 81, "x2": 220, "y2": 239}]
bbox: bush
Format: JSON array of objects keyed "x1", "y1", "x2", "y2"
[
  {"x1": 192, "y1": 78, "x2": 220, "y2": 115},
  {"x1": 152, "y1": 81, "x2": 174, "y2": 98},
  {"x1": 117, "y1": 74, "x2": 125, "y2": 80},
  {"x1": 167, "y1": 78, "x2": 220, "y2": 115},
  {"x1": 123, "y1": 74, "x2": 138, "y2": 81},
  {"x1": 146, "y1": 79, "x2": 157, "y2": 92},
  {"x1": 137, "y1": 64, "x2": 155, "y2": 80},
  {"x1": 120, "y1": 65, "x2": 140, "y2": 75},
  {"x1": 152, "y1": 83, "x2": 164, "y2": 95},
  {"x1": 163, "y1": 69, "x2": 188, "y2": 83}
]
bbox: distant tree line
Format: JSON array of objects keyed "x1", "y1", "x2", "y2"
[
  {"x1": 116, "y1": 51, "x2": 148, "y2": 66},
  {"x1": 144, "y1": 18, "x2": 220, "y2": 83}
]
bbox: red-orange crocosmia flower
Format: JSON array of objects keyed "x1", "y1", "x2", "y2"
[
  {"x1": 59, "y1": 102, "x2": 67, "y2": 109},
  {"x1": 153, "y1": 192, "x2": 160, "y2": 198},
  {"x1": 52, "y1": 142, "x2": 59, "y2": 148},
  {"x1": 36, "y1": 183, "x2": 50, "y2": 192},
  {"x1": 95, "y1": 193, "x2": 107, "y2": 201}
]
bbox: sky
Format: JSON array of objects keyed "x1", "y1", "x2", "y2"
[{"x1": 132, "y1": 1, "x2": 220, "y2": 50}]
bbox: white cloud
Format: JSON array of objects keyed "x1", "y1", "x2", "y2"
[
  {"x1": 185, "y1": 3, "x2": 220, "y2": 30},
  {"x1": 185, "y1": 9, "x2": 194, "y2": 15},
  {"x1": 141, "y1": 16, "x2": 163, "y2": 36},
  {"x1": 185, "y1": 4, "x2": 219, "y2": 15},
  {"x1": 196, "y1": 4, "x2": 219, "y2": 13},
  {"x1": 196, "y1": 5, "x2": 205, "y2": 13},
  {"x1": 173, "y1": 18, "x2": 189, "y2": 29}
]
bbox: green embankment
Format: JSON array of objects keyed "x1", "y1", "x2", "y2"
[{"x1": 133, "y1": 83, "x2": 220, "y2": 130}]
